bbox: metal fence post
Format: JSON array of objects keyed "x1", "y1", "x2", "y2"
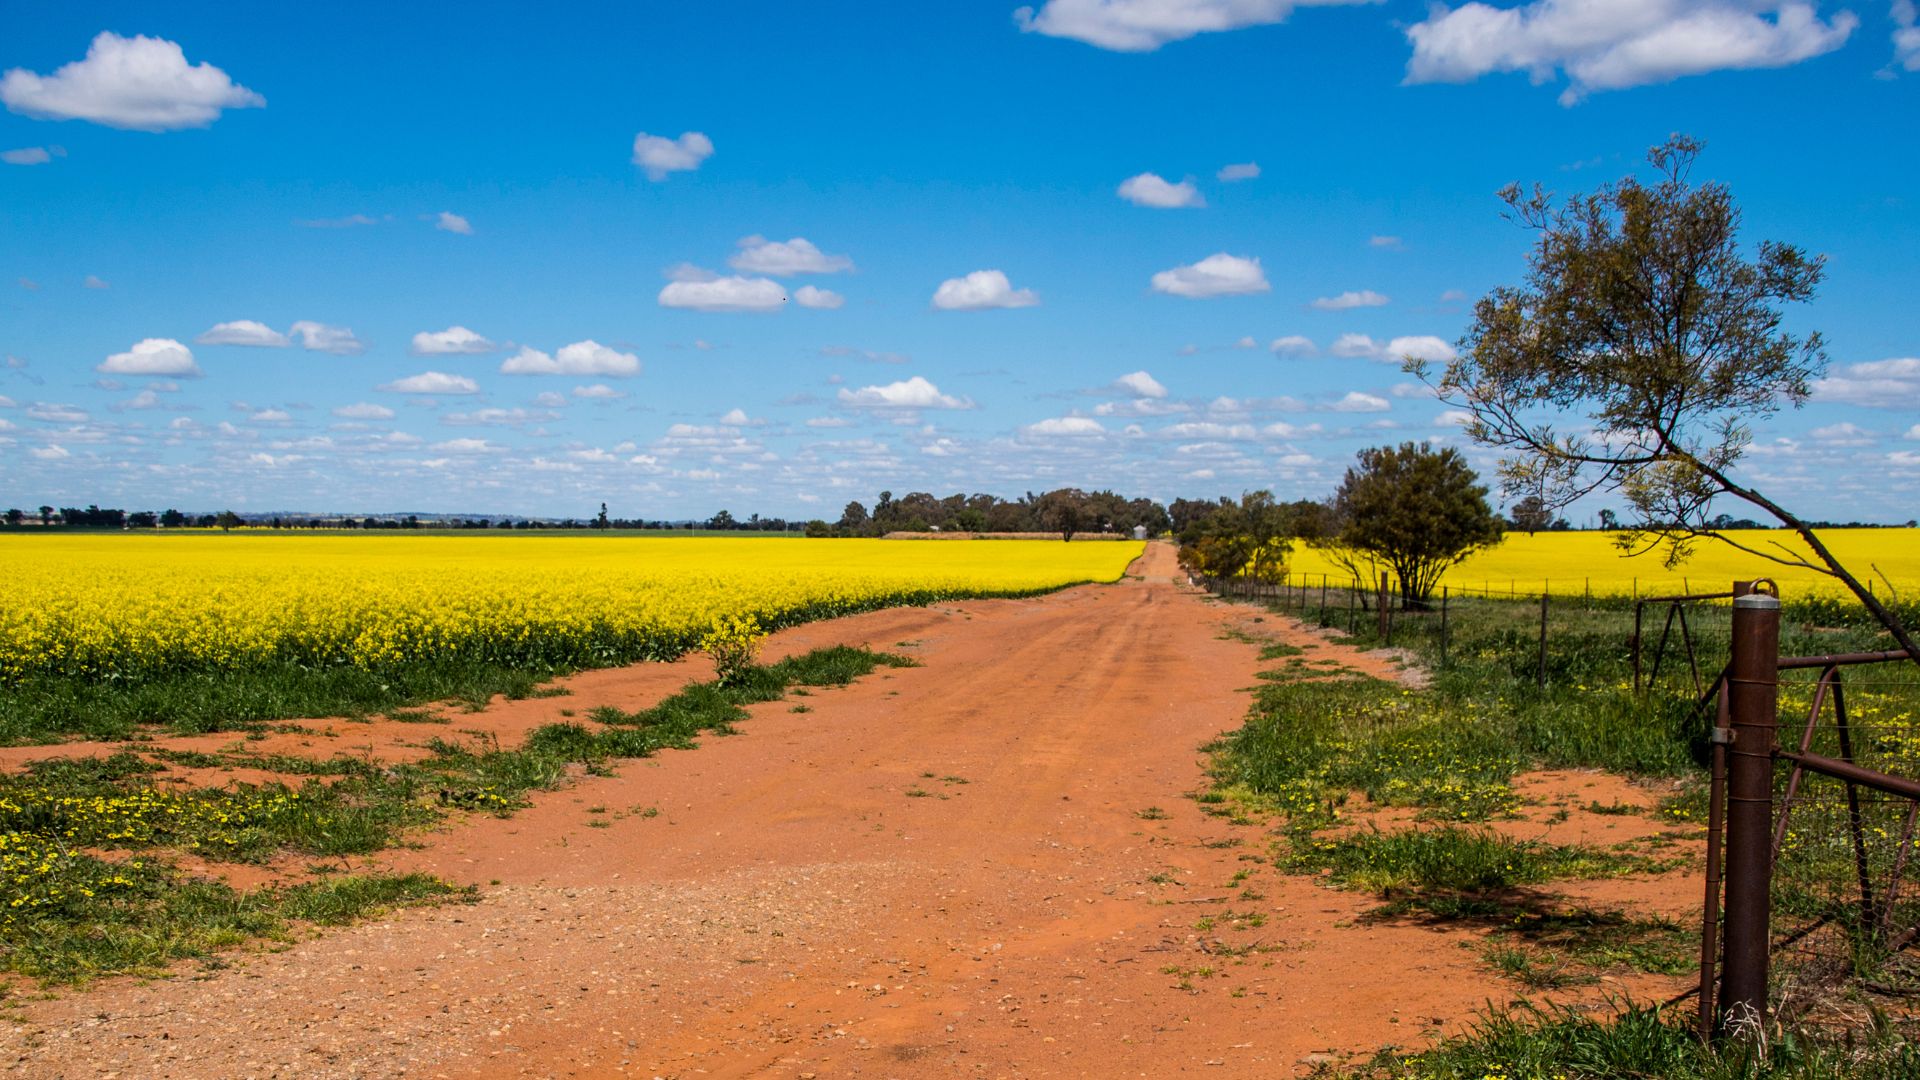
[
  {"x1": 1439, "y1": 586, "x2": 1449, "y2": 669},
  {"x1": 1719, "y1": 590, "x2": 1782, "y2": 1037}
]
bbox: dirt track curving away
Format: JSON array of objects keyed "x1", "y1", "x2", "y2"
[{"x1": 2, "y1": 544, "x2": 1691, "y2": 1078}]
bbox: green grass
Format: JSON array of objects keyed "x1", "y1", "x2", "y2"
[
  {"x1": 1341, "y1": 1001, "x2": 1920, "y2": 1079},
  {"x1": 1284, "y1": 825, "x2": 1669, "y2": 899},
  {"x1": 1, "y1": 867, "x2": 468, "y2": 984},
  {"x1": 1215, "y1": 583, "x2": 1920, "y2": 1070},
  {"x1": 1211, "y1": 676, "x2": 1526, "y2": 827},
  {"x1": 0, "y1": 645, "x2": 906, "y2": 984},
  {"x1": 0, "y1": 658, "x2": 562, "y2": 744}
]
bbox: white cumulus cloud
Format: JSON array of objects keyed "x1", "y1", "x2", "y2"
[
  {"x1": 1330, "y1": 391, "x2": 1391, "y2": 412},
  {"x1": 332, "y1": 402, "x2": 394, "y2": 420},
  {"x1": 289, "y1": 321, "x2": 366, "y2": 355},
  {"x1": 1014, "y1": 0, "x2": 1375, "y2": 52},
  {"x1": 197, "y1": 320, "x2": 291, "y2": 347},
  {"x1": 1117, "y1": 172, "x2": 1205, "y2": 207},
  {"x1": 2, "y1": 147, "x2": 52, "y2": 165},
  {"x1": 932, "y1": 269, "x2": 1039, "y2": 310},
  {"x1": 1, "y1": 32, "x2": 263, "y2": 131},
  {"x1": 658, "y1": 266, "x2": 788, "y2": 312},
  {"x1": 728, "y1": 236, "x2": 853, "y2": 275},
  {"x1": 1114, "y1": 370, "x2": 1169, "y2": 398},
  {"x1": 1151, "y1": 253, "x2": 1269, "y2": 298},
  {"x1": 1330, "y1": 333, "x2": 1382, "y2": 358},
  {"x1": 632, "y1": 130, "x2": 713, "y2": 180},
  {"x1": 1809, "y1": 421, "x2": 1876, "y2": 446},
  {"x1": 1326, "y1": 333, "x2": 1456, "y2": 363},
  {"x1": 1406, "y1": 0, "x2": 1859, "y2": 105},
  {"x1": 28, "y1": 403, "x2": 88, "y2": 423},
  {"x1": 379, "y1": 371, "x2": 480, "y2": 395},
  {"x1": 499, "y1": 341, "x2": 642, "y2": 377},
  {"x1": 98, "y1": 338, "x2": 201, "y2": 377},
  {"x1": 1311, "y1": 289, "x2": 1389, "y2": 310},
  {"x1": 431, "y1": 437, "x2": 497, "y2": 454},
  {"x1": 794, "y1": 285, "x2": 845, "y2": 309},
  {"x1": 1025, "y1": 416, "x2": 1107, "y2": 436},
  {"x1": 411, "y1": 326, "x2": 496, "y2": 355},
  {"x1": 1389, "y1": 335, "x2": 1457, "y2": 363},
  {"x1": 1217, "y1": 161, "x2": 1260, "y2": 181},
  {"x1": 1812, "y1": 357, "x2": 1920, "y2": 408},
  {"x1": 838, "y1": 375, "x2": 973, "y2": 410},
  {"x1": 1270, "y1": 335, "x2": 1318, "y2": 356}
]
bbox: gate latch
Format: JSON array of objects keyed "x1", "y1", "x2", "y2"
[{"x1": 1709, "y1": 726, "x2": 1735, "y2": 745}]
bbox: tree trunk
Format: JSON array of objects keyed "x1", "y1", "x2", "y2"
[{"x1": 1699, "y1": 459, "x2": 1920, "y2": 666}]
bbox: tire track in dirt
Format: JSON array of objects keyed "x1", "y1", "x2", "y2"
[{"x1": 0, "y1": 544, "x2": 1686, "y2": 1079}]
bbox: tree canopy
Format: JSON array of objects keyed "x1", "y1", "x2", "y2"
[
  {"x1": 1175, "y1": 491, "x2": 1295, "y2": 582},
  {"x1": 1330, "y1": 442, "x2": 1503, "y2": 605},
  {"x1": 1425, "y1": 135, "x2": 1917, "y2": 659}
]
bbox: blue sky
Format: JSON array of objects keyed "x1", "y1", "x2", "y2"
[{"x1": 3, "y1": 1, "x2": 1917, "y2": 520}]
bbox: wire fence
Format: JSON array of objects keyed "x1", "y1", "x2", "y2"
[
  {"x1": 1767, "y1": 663, "x2": 1920, "y2": 1024},
  {"x1": 1193, "y1": 570, "x2": 1747, "y2": 693},
  {"x1": 1195, "y1": 569, "x2": 1920, "y2": 1041}
]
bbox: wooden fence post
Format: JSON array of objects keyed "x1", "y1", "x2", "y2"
[{"x1": 1536, "y1": 588, "x2": 1549, "y2": 689}]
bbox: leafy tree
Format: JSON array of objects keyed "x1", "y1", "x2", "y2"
[
  {"x1": 1332, "y1": 442, "x2": 1502, "y2": 607},
  {"x1": 595, "y1": 502, "x2": 610, "y2": 529},
  {"x1": 1292, "y1": 497, "x2": 1386, "y2": 604},
  {"x1": 838, "y1": 500, "x2": 870, "y2": 535},
  {"x1": 1176, "y1": 491, "x2": 1294, "y2": 583},
  {"x1": 1598, "y1": 508, "x2": 1619, "y2": 531},
  {"x1": 160, "y1": 508, "x2": 186, "y2": 528},
  {"x1": 1035, "y1": 488, "x2": 1090, "y2": 542},
  {"x1": 1425, "y1": 135, "x2": 1918, "y2": 658},
  {"x1": 707, "y1": 509, "x2": 736, "y2": 531},
  {"x1": 38, "y1": 505, "x2": 53, "y2": 526},
  {"x1": 1509, "y1": 495, "x2": 1552, "y2": 535},
  {"x1": 4, "y1": 508, "x2": 20, "y2": 526},
  {"x1": 214, "y1": 510, "x2": 242, "y2": 532},
  {"x1": 1169, "y1": 497, "x2": 1225, "y2": 537}
]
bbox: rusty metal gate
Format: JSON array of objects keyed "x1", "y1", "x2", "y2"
[{"x1": 1694, "y1": 588, "x2": 1920, "y2": 1039}]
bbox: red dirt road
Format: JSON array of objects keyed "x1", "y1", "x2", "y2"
[{"x1": 2, "y1": 545, "x2": 1687, "y2": 1078}]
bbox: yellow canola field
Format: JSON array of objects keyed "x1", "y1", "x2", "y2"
[
  {"x1": 0, "y1": 534, "x2": 1143, "y2": 684},
  {"x1": 1286, "y1": 528, "x2": 1920, "y2": 600}
]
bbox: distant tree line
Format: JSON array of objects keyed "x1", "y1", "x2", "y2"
[
  {"x1": 0, "y1": 503, "x2": 805, "y2": 532},
  {"x1": 817, "y1": 488, "x2": 1171, "y2": 541}
]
